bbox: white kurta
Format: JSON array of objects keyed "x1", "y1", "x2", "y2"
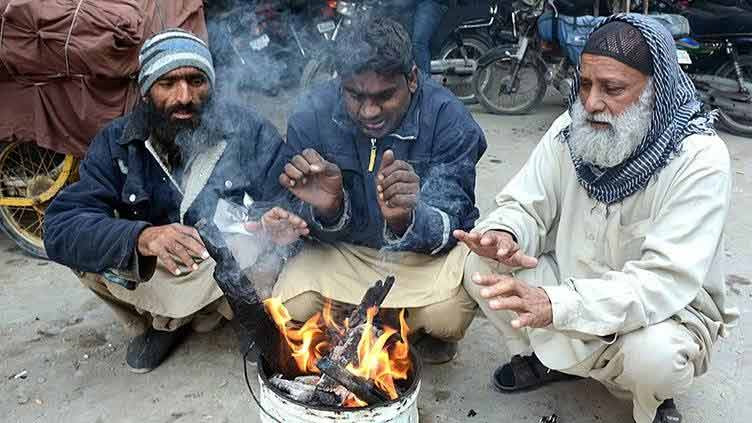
[{"x1": 474, "y1": 112, "x2": 739, "y2": 370}]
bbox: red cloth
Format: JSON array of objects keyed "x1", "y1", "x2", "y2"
[{"x1": 0, "y1": 0, "x2": 208, "y2": 157}]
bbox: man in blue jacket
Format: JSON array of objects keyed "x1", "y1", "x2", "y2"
[
  {"x1": 273, "y1": 18, "x2": 487, "y2": 364},
  {"x1": 43, "y1": 29, "x2": 305, "y2": 373}
]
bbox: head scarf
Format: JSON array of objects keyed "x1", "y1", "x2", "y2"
[{"x1": 561, "y1": 13, "x2": 716, "y2": 205}]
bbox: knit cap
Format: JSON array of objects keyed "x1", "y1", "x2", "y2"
[
  {"x1": 138, "y1": 28, "x2": 215, "y2": 96},
  {"x1": 582, "y1": 21, "x2": 654, "y2": 76}
]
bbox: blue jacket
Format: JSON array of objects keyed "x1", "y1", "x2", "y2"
[
  {"x1": 43, "y1": 102, "x2": 288, "y2": 280},
  {"x1": 286, "y1": 73, "x2": 487, "y2": 255}
]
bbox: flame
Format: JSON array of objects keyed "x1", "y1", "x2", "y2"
[{"x1": 263, "y1": 298, "x2": 411, "y2": 407}]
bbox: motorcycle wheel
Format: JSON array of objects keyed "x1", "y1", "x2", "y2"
[
  {"x1": 473, "y1": 55, "x2": 547, "y2": 115},
  {"x1": 714, "y1": 54, "x2": 752, "y2": 137},
  {"x1": 436, "y1": 35, "x2": 491, "y2": 105},
  {"x1": 300, "y1": 54, "x2": 337, "y2": 90}
]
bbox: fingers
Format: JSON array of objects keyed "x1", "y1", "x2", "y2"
[
  {"x1": 174, "y1": 225, "x2": 206, "y2": 248},
  {"x1": 473, "y1": 273, "x2": 518, "y2": 295},
  {"x1": 282, "y1": 162, "x2": 304, "y2": 187},
  {"x1": 379, "y1": 181, "x2": 419, "y2": 203},
  {"x1": 378, "y1": 149, "x2": 396, "y2": 174},
  {"x1": 244, "y1": 221, "x2": 262, "y2": 232},
  {"x1": 301, "y1": 148, "x2": 326, "y2": 172},
  {"x1": 175, "y1": 232, "x2": 208, "y2": 261},
  {"x1": 511, "y1": 313, "x2": 535, "y2": 329},
  {"x1": 382, "y1": 194, "x2": 418, "y2": 209},
  {"x1": 377, "y1": 170, "x2": 419, "y2": 195},
  {"x1": 158, "y1": 252, "x2": 181, "y2": 276},
  {"x1": 507, "y1": 250, "x2": 539, "y2": 269},
  {"x1": 169, "y1": 241, "x2": 198, "y2": 272}
]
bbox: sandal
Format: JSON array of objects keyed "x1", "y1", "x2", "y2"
[
  {"x1": 653, "y1": 399, "x2": 682, "y2": 423},
  {"x1": 492, "y1": 353, "x2": 582, "y2": 392}
]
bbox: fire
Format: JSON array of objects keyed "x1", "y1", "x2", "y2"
[{"x1": 263, "y1": 298, "x2": 412, "y2": 407}]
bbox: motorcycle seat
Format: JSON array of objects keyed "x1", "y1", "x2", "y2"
[{"x1": 682, "y1": 5, "x2": 752, "y2": 37}]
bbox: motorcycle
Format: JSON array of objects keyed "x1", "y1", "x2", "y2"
[
  {"x1": 654, "y1": 0, "x2": 752, "y2": 136},
  {"x1": 299, "y1": 0, "x2": 515, "y2": 104},
  {"x1": 473, "y1": 0, "x2": 691, "y2": 115},
  {"x1": 472, "y1": 0, "x2": 597, "y2": 114},
  {"x1": 206, "y1": 0, "x2": 324, "y2": 96}
]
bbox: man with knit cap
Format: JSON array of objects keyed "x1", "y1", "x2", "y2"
[
  {"x1": 455, "y1": 14, "x2": 738, "y2": 423},
  {"x1": 44, "y1": 28, "x2": 300, "y2": 373}
]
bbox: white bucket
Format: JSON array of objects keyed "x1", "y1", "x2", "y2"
[{"x1": 256, "y1": 354, "x2": 421, "y2": 423}]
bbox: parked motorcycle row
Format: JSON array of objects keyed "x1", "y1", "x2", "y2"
[{"x1": 204, "y1": 0, "x2": 752, "y2": 136}]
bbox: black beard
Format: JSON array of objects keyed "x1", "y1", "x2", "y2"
[{"x1": 145, "y1": 97, "x2": 211, "y2": 169}]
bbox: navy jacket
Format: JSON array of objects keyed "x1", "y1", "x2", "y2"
[
  {"x1": 286, "y1": 73, "x2": 487, "y2": 255},
  {"x1": 44, "y1": 102, "x2": 288, "y2": 278}
]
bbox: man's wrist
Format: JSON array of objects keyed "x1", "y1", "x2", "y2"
[
  {"x1": 386, "y1": 213, "x2": 412, "y2": 237},
  {"x1": 313, "y1": 195, "x2": 344, "y2": 221}
]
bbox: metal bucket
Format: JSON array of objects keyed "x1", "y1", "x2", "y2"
[{"x1": 256, "y1": 352, "x2": 421, "y2": 423}]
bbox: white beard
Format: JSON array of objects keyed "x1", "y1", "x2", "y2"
[{"x1": 568, "y1": 80, "x2": 655, "y2": 169}]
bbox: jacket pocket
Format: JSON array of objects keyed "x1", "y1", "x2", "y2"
[{"x1": 616, "y1": 219, "x2": 651, "y2": 263}]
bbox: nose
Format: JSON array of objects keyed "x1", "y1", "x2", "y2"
[
  {"x1": 583, "y1": 87, "x2": 605, "y2": 115},
  {"x1": 359, "y1": 98, "x2": 381, "y2": 121},
  {"x1": 174, "y1": 81, "x2": 191, "y2": 105}
]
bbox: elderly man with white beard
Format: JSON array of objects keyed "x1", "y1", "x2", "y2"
[{"x1": 454, "y1": 14, "x2": 738, "y2": 423}]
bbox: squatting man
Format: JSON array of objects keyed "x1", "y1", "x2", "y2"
[
  {"x1": 455, "y1": 14, "x2": 737, "y2": 423},
  {"x1": 43, "y1": 28, "x2": 305, "y2": 373}
]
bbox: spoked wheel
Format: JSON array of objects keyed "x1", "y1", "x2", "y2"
[
  {"x1": 473, "y1": 56, "x2": 547, "y2": 115},
  {"x1": 714, "y1": 54, "x2": 752, "y2": 137},
  {"x1": 436, "y1": 35, "x2": 491, "y2": 104},
  {"x1": 0, "y1": 142, "x2": 78, "y2": 258},
  {"x1": 300, "y1": 55, "x2": 337, "y2": 90}
]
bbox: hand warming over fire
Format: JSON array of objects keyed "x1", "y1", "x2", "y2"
[
  {"x1": 280, "y1": 148, "x2": 344, "y2": 220},
  {"x1": 245, "y1": 207, "x2": 309, "y2": 246},
  {"x1": 137, "y1": 224, "x2": 209, "y2": 276},
  {"x1": 472, "y1": 273, "x2": 553, "y2": 329},
  {"x1": 376, "y1": 150, "x2": 420, "y2": 236},
  {"x1": 453, "y1": 229, "x2": 538, "y2": 269}
]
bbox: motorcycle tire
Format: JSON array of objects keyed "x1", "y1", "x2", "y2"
[
  {"x1": 473, "y1": 55, "x2": 547, "y2": 115},
  {"x1": 300, "y1": 54, "x2": 337, "y2": 90},
  {"x1": 714, "y1": 54, "x2": 752, "y2": 138},
  {"x1": 436, "y1": 34, "x2": 492, "y2": 105}
]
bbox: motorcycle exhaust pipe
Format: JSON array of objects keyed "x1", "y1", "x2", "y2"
[
  {"x1": 692, "y1": 74, "x2": 752, "y2": 95},
  {"x1": 697, "y1": 90, "x2": 752, "y2": 121},
  {"x1": 430, "y1": 58, "x2": 477, "y2": 75}
]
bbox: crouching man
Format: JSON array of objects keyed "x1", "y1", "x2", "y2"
[
  {"x1": 455, "y1": 15, "x2": 738, "y2": 423},
  {"x1": 271, "y1": 18, "x2": 486, "y2": 364},
  {"x1": 43, "y1": 29, "x2": 301, "y2": 373}
]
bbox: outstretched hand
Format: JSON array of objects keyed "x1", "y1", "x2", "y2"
[
  {"x1": 376, "y1": 149, "x2": 420, "y2": 235},
  {"x1": 453, "y1": 229, "x2": 538, "y2": 268},
  {"x1": 245, "y1": 207, "x2": 309, "y2": 246},
  {"x1": 471, "y1": 273, "x2": 553, "y2": 329},
  {"x1": 279, "y1": 148, "x2": 343, "y2": 219}
]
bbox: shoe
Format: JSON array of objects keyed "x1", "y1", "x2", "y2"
[
  {"x1": 492, "y1": 353, "x2": 582, "y2": 392},
  {"x1": 125, "y1": 326, "x2": 189, "y2": 374},
  {"x1": 653, "y1": 399, "x2": 682, "y2": 423},
  {"x1": 410, "y1": 332, "x2": 458, "y2": 365}
]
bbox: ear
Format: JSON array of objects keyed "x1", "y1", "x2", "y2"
[{"x1": 407, "y1": 66, "x2": 418, "y2": 94}]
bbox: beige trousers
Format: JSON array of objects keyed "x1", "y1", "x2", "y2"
[
  {"x1": 283, "y1": 287, "x2": 478, "y2": 342},
  {"x1": 463, "y1": 253, "x2": 706, "y2": 423},
  {"x1": 78, "y1": 272, "x2": 233, "y2": 337}
]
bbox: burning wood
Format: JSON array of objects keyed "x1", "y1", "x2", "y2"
[{"x1": 263, "y1": 276, "x2": 414, "y2": 408}]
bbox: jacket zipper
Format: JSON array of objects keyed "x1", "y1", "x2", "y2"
[{"x1": 367, "y1": 138, "x2": 378, "y2": 172}]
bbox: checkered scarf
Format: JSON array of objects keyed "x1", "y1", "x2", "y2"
[{"x1": 561, "y1": 13, "x2": 716, "y2": 205}]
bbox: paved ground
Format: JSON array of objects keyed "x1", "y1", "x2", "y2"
[{"x1": 1, "y1": 92, "x2": 750, "y2": 423}]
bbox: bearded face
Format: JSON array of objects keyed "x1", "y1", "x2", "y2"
[{"x1": 568, "y1": 80, "x2": 655, "y2": 169}]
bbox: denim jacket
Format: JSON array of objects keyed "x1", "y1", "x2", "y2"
[
  {"x1": 286, "y1": 73, "x2": 487, "y2": 255},
  {"x1": 43, "y1": 102, "x2": 288, "y2": 283}
]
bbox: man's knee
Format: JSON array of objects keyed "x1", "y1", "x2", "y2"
[
  {"x1": 409, "y1": 288, "x2": 477, "y2": 341},
  {"x1": 283, "y1": 291, "x2": 324, "y2": 322},
  {"x1": 619, "y1": 321, "x2": 700, "y2": 396}
]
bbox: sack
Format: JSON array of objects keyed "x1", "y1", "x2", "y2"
[{"x1": 537, "y1": 14, "x2": 605, "y2": 65}]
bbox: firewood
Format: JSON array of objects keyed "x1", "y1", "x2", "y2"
[
  {"x1": 317, "y1": 356, "x2": 390, "y2": 405},
  {"x1": 269, "y1": 375, "x2": 316, "y2": 403},
  {"x1": 312, "y1": 277, "x2": 396, "y2": 406}
]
